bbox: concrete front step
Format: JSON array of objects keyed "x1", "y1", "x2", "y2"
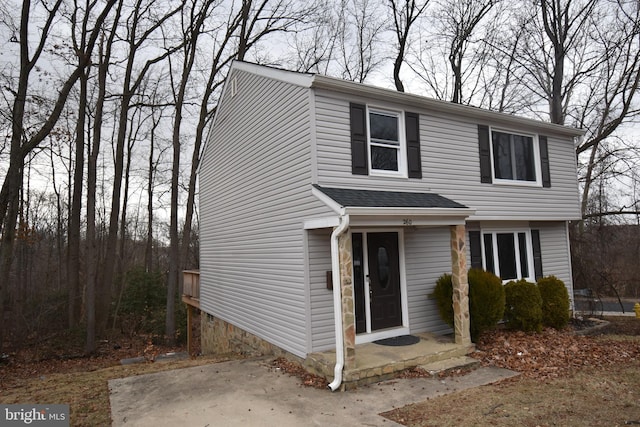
[
  {"x1": 305, "y1": 333, "x2": 475, "y2": 390},
  {"x1": 419, "y1": 355, "x2": 480, "y2": 374}
]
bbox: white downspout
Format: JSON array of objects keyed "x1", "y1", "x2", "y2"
[{"x1": 328, "y1": 214, "x2": 350, "y2": 391}]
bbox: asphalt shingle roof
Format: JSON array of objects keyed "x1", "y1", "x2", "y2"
[{"x1": 313, "y1": 185, "x2": 467, "y2": 209}]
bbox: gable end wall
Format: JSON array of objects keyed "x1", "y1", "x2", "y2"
[{"x1": 200, "y1": 70, "x2": 328, "y2": 358}]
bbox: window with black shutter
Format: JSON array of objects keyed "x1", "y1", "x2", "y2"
[
  {"x1": 478, "y1": 125, "x2": 550, "y2": 188},
  {"x1": 349, "y1": 103, "x2": 422, "y2": 178}
]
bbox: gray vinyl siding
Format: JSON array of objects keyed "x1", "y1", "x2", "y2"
[
  {"x1": 404, "y1": 227, "x2": 453, "y2": 335},
  {"x1": 307, "y1": 229, "x2": 335, "y2": 352},
  {"x1": 531, "y1": 221, "x2": 573, "y2": 291},
  {"x1": 314, "y1": 91, "x2": 581, "y2": 220},
  {"x1": 199, "y1": 70, "x2": 329, "y2": 358}
]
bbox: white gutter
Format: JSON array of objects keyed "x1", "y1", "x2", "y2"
[{"x1": 328, "y1": 214, "x2": 350, "y2": 392}]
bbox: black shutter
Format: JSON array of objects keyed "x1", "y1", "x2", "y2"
[
  {"x1": 539, "y1": 135, "x2": 551, "y2": 188},
  {"x1": 405, "y1": 112, "x2": 422, "y2": 179},
  {"x1": 478, "y1": 124, "x2": 492, "y2": 183},
  {"x1": 469, "y1": 231, "x2": 483, "y2": 270},
  {"x1": 531, "y1": 229, "x2": 543, "y2": 280},
  {"x1": 350, "y1": 103, "x2": 368, "y2": 175},
  {"x1": 483, "y1": 234, "x2": 495, "y2": 274}
]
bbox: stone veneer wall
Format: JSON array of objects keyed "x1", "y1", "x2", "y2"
[{"x1": 200, "y1": 312, "x2": 302, "y2": 362}]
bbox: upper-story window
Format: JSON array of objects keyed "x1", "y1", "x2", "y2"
[
  {"x1": 492, "y1": 130, "x2": 536, "y2": 182},
  {"x1": 350, "y1": 103, "x2": 422, "y2": 179},
  {"x1": 478, "y1": 125, "x2": 551, "y2": 188},
  {"x1": 368, "y1": 109, "x2": 404, "y2": 175}
]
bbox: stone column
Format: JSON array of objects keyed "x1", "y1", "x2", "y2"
[
  {"x1": 450, "y1": 225, "x2": 471, "y2": 346},
  {"x1": 338, "y1": 232, "x2": 356, "y2": 370}
]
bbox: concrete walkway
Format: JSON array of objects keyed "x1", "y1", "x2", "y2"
[{"x1": 109, "y1": 358, "x2": 517, "y2": 426}]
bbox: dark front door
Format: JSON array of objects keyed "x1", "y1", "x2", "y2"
[{"x1": 367, "y1": 232, "x2": 402, "y2": 330}]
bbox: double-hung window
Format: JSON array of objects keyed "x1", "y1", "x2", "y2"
[
  {"x1": 368, "y1": 109, "x2": 405, "y2": 175},
  {"x1": 350, "y1": 103, "x2": 422, "y2": 178}
]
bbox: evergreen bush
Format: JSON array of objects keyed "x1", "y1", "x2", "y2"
[
  {"x1": 431, "y1": 269, "x2": 505, "y2": 341},
  {"x1": 537, "y1": 275, "x2": 570, "y2": 329},
  {"x1": 432, "y1": 273, "x2": 454, "y2": 328},
  {"x1": 467, "y1": 268, "x2": 505, "y2": 340},
  {"x1": 504, "y1": 279, "x2": 543, "y2": 332},
  {"x1": 116, "y1": 268, "x2": 187, "y2": 343},
  {"x1": 119, "y1": 268, "x2": 166, "y2": 336}
]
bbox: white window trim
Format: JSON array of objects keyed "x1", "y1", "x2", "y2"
[
  {"x1": 366, "y1": 106, "x2": 408, "y2": 178},
  {"x1": 481, "y1": 228, "x2": 535, "y2": 283},
  {"x1": 489, "y1": 127, "x2": 542, "y2": 187}
]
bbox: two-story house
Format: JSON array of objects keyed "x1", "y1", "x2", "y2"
[{"x1": 197, "y1": 61, "x2": 583, "y2": 390}]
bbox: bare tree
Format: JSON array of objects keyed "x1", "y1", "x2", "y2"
[
  {"x1": 388, "y1": 0, "x2": 430, "y2": 92},
  {"x1": 574, "y1": 2, "x2": 640, "y2": 219},
  {"x1": 97, "y1": 0, "x2": 183, "y2": 334},
  {"x1": 286, "y1": 2, "x2": 341, "y2": 74},
  {"x1": 0, "y1": 0, "x2": 117, "y2": 352},
  {"x1": 336, "y1": 0, "x2": 386, "y2": 82},
  {"x1": 165, "y1": 0, "x2": 216, "y2": 343},
  {"x1": 407, "y1": 0, "x2": 498, "y2": 103}
]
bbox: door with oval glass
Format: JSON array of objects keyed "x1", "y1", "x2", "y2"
[{"x1": 366, "y1": 232, "x2": 402, "y2": 330}]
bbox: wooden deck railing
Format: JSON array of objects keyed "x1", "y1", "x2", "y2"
[
  {"x1": 182, "y1": 270, "x2": 200, "y2": 308},
  {"x1": 182, "y1": 270, "x2": 200, "y2": 355}
]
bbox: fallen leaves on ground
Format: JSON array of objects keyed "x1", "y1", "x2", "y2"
[
  {"x1": 472, "y1": 317, "x2": 640, "y2": 380},
  {"x1": 272, "y1": 318, "x2": 640, "y2": 388},
  {"x1": 270, "y1": 357, "x2": 329, "y2": 389}
]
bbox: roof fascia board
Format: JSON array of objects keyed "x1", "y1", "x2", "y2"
[
  {"x1": 350, "y1": 217, "x2": 468, "y2": 227},
  {"x1": 343, "y1": 206, "x2": 475, "y2": 217},
  {"x1": 469, "y1": 214, "x2": 583, "y2": 221},
  {"x1": 233, "y1": 60, "x2": 314, "y2": 87},
  {"x1": 311, "y1": 76, "x2": 584, "y2": 138},
  {"x1": 303, "y1": 216, "x2": 340, "y2": 229}
]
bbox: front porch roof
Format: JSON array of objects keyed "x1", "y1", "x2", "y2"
[{"x1": 309, "y1": 185, "x2": 475, "y2": 228}]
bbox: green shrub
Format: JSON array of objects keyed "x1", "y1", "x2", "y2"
[
  {"x1": 431, "y1": 269, "x2": 505, "y2": 341},
  {"x1": 537, "y1": 275, "x2": 570, "y2": 329},
  {"x1": 467, "y1": 268, "x2": 505, "y2": 340},
  {"x1": 504, "y1": 279, "x2": 543, "y2": 332},
  {"x1": 116, "y1": 268, "x2": 188, "y2": 344},
  {"x1": 118, "y1": 268, "x2": 167, "y2": 337},
  {"x1": 432, "y1": 273, "x2": 455, "y2": 329}
]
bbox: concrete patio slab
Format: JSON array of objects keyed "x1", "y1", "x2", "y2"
[{"x1": 109, "y1": 357, "x2": 517, "y2": 427}]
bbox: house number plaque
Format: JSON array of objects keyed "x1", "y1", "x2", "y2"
[{"x1": 402, "y1": 219, "x2": 413, "y2": 226}]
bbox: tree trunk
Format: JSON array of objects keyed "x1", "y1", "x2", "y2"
[{"x1": 68, "y1": 70, "x2": 87, "y2": 328}]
